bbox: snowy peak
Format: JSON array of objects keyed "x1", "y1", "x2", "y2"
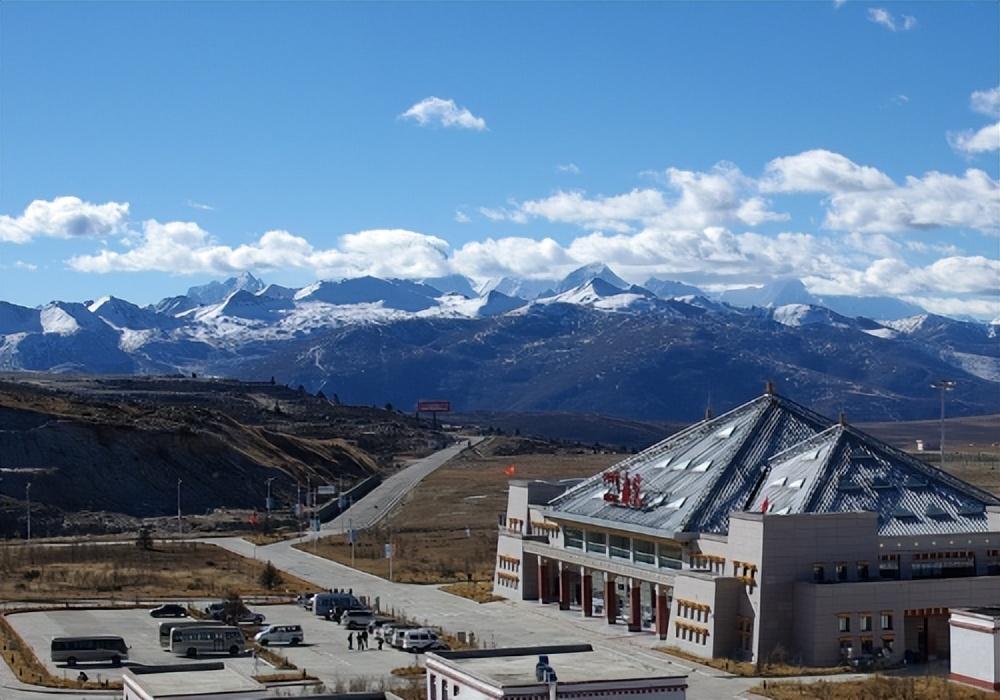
[
  {"x1": 256, "y1": 283, "x2": 299, "y2": 300},
  {"x1": 420, "y1": 275, "x2": 477, "y2": 298},
  {"x1": 771, "y1": 304, "x2": 852, "y2": 328},
  {"x1": 187, "y1": 272, "x2": 264, "y2": 306},
  {"x1": 294, "y1": 276, "x2": 440, "y2": 312},
  {"x1": 541, "y1": 278, "x2": 661, "y2": 312},
  {"x1": 643, "y1": 278, "x2": 704, "y2": 298},
  {"x1": 720, "y1": 278, "x2": 817, "y2": 308},
  {"x1": 39, "y1": 302, "x2": 108, "y2": 336},
  {"x1": 212, "y1": 289, "x2": 293, "y2": 320},
  {"x1": 90, "y1": 296, "x2": 178, "y2": 330},
  {"x1": 478, "y1": 276, "x2": 557, "y2": 300},
  {"x1": 478, "y1": 290, "x2": 527, "y2": 316},
  {"x1": 556, "y1": 263, "x2": 628, "y2": 294}
]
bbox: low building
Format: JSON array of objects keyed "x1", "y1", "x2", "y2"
[
  {"x1": 494, "y1": 386, "x2": 1000, "y2": 667},
  {"x1": 123, "y1": 664, "x2": 265, "y2": 700},
  {"x1": 949, "y1": 608, "x2": 1000, "y2": 691},
  {"x1": 425, "y1": 644, "x2": 687, "y2": 700}
]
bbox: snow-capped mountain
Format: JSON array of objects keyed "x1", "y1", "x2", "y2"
[
  {"x1": 187, "y1": 271, "x2": 265, "y2": 306},
  {"x1": 643, "y1": 278, "x2": 704, "y2": 298},
  {"x1": 2, "y1": 268, "x2": 997, "y2": 421}
]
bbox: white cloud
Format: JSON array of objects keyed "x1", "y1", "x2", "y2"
[
  {"x1": 806, "y1": 255, "x2": 1000, "y2": 297},
  {"x1": 824, "y1": 169, "x2": 1000, "y2": 234},
  {"x1": 520, "y1": 189, "x2": 666, "y2": 232},
  {"x1": 479, "y1": 205, "x2": 528, "y2": 224},
  {"x1": 867, "y1": 7, "x2": 916, "y2": 31},
  {"x1": 454, "y1": 210, "x2": 471, "y2": 224},
  {"x1": 186, "y1": 200, "x2": 215, "y2": 211},
  {"x1": 15, "y1": 260, "x2": 38, "y2": 271},
  {"x1": 400, "y1": 97, "x2": 486, "y2": 131},
  {"x1": 556, "y1": 163, "x2": 581, "y2": 174},
  {"x1": 970, "y1": 86, "x2": 1000, "y2": 118},
  {"x1": 904, "y1": 295, "x2": 1000, "y2": 319},
  {"x1": 0, "y1": 196, "x2": 129, "y2": 244},
  {"x1": 761, "y1": 149, "x2": 894, "y2": 193},
  {"x1": 891, "y1": 94, "x2": 909, "y2": 106},
  {"x1": 948, "y1": 121, "x2": 1000, "y2": 154},
  {"x1": 833, "y1": 0, "x2": 847, "y2": 8}
]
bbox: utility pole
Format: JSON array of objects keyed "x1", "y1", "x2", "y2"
[
  {"x1": 931, "y1": 379, "x2": 955, "y2": 469},
  {"x1": 25, "y1": 482, "x2": 32, "y2": 542},
  {"x1": 176, "y1": 478, "x2": 183, "y2": 537}
]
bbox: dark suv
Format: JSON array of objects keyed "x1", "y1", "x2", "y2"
[{"x1": 150, "y1": 604, "x2": 188, "y2": 618}]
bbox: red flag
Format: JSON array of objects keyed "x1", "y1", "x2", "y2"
[
  {"x1": 504, "y1": 464, "x2": 516, "y2": 476},
  {"x1": 760, "y1": 497, "x2": 769, "y2": 514}
]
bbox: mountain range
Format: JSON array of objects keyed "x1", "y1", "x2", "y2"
[{"x1": 1, "y1": 265, "x2": 997, "y2": 422}]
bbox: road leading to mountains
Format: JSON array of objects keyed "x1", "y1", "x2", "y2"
[{"x1": 321, "y1": 436, "x2": 484, "y2": 535}]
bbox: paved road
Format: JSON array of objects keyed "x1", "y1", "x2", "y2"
[{"x1": 297, "y1": 437, "x2": 484, "y2": 541}]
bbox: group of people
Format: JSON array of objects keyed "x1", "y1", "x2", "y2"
[{"x1": 347, "y1": 629, "x2": 382, "y2": 651}]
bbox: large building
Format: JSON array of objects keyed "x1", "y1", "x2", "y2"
[{"x1": 494, "y1": 387, "x2": 1000, "y2": 667}]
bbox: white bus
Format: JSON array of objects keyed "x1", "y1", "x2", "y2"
[
  {"x1": 50, "y1": 636, "x2": 128, "y2": 666},
  {"x1": 158, "y1": 620, "x2": 225, "y2": 648},
  {"x1": 169, "y1": 625, "x2": 245, "y2": 658}
]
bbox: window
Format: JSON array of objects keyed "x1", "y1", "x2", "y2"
[
  {"x1": 609, "y1": 535, "x2": 631, "y2": 559},
  {"x1": 911, "y1": 551, "x2": 977, "y2": 579},
  {"x1": 860, "y1": 614, "x2": 872, "y2": 632},
  {"x1": 586, "y1": 531, "x2": 607, "y2": 554},
  {"x1": 839, "y1": 638, "x2": 853, "y2": 656},
  {"x1": 879, "y1": 554, "x2": 900, "y2": 580},
  {"x1": 861, "y1": 637, "x2": 874, "y2": 654},
  {"x1": 836, "y1": 563, "x2": 848, "y2": 581},
  {"x1": 857, "y1": 562, "x2": 870, "y2": 580},
  {"x1": 658, "y1": 542, "x2": 683, "y2": 570},
  {"x1": 880, "y1": 612, "x2": 893, "y2": 631},
  {"x1": 882, "y1": 636, "x2": 895, "y2": 654},
  {"x1": 634, "y1": 539, "x2": 655, "y2": 565},
  {"x1": 429, "y1": 675, "x2": 437, "y2": 700},
  {"x1": 838, "y1": 615, "x2": 851, "y2": 633},
  {"x1": 564, "y1": 528, "x2": 583, "y2": 550},
  {"x1": 813, "y1": 564, "x2": 825, "y2": 583}
]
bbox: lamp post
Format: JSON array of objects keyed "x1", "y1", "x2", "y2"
[
  {"x1": 265, "y1": 477, "x2": 276, "y2": 517},
  {"x1": 930, "y1": 379, "x2": 955, "y2": 469},
  {"x1": 176, "y1": 478, "x2": 183, "y2": 537},
  {"x1": 25, "y1": 482, "x2": 32, "y2": 542}
]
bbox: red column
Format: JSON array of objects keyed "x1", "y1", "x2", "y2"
[
  {"x1": 559, "y1": 564, "x2": 571, "y2": 610},
  {"x1": 582, "y1": 568, "x2": 593, "y2": 617},
  {"x1": 605, "y1": 576, "x2": 617, "y2": 624},
  {"x1": 628, "y1": 581, "x2": 641, "y2": 632},
  {"x1": 656, "y1": 586, "x2": 669, "y2": 640},
  {"x1": 536, "y1": 556, "x2": 547, "y2": 604}
]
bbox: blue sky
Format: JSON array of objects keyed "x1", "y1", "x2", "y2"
[{"x1": 1, "y1": 1, "x2": 998, "y2": 317}]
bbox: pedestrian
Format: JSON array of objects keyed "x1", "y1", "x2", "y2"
[
  {"x1": 77, "y1": 671, "x2": 89, "y2": 682},
  {"x1": 347, "y1": 632, "x2": 354, "y2": 650},
  {"x1": 377, "y1": 636, "x2": 384, "y2": 651},
  {"x1": 361, "y1": 630, "x2": 368, "y2": 650}
]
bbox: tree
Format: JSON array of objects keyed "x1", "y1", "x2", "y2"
[
  {"x1": 259, "y1": 560, "x2": 282, "y2": 590},
  {"x1": 135, "y1": 526, "x2": 154, "y2": 551}
]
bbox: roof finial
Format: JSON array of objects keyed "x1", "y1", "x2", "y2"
[
  {"x1": 839, "y1": 411, "x2": 848, "y2": 426},
  {"x1": 704, "y1": 391, "x2": 713, "y2": 420},
  {"x1": 765, "y1": 380, "x2": 775, "y2": 396}
]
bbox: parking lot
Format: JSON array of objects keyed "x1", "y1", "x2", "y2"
[{"x1": 6, "y1": 603, "x2": 439, "y2": 690}]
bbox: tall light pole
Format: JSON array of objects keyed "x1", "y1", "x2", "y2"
[
  {"x1": 265, "y1": 477, "x2": 276, "y2": 517},
  {"x1": 25, "y1": 482, "x2": 32, "y2": 542},
  {"x1": 176, "y1": 478, "x2": 183, "y2": 537},
  {"x1": 930, "y1": 379, "x2": 955, "y2": 469}
]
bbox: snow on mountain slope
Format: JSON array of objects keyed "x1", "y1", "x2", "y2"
[
  {"x1": 420, "y1": 275, "x2": 477, "y2": 297},
  {"x1": 294, "y1": 277, "x2": 440, "y2": 312},
  {"x1": 257, "y1": 284, "x2": 299, "y2": 300},
  {"x1": 884, "y1": 314, "x2": 931, "y2": 334},
  {"x1": 771, "y1": 304, "x2": 851, "y2": 328},
  {"x1": 644, "y1": 278, "x2": 704, "y2": 298},
  {"x1": 556, "y1": 263, "x2": 628, "y2": 294},
  {"x1": 187, "y1": 271, "x2": 264, "y2": 305},
  {"x1": 90, "y1": 296, "x2": 179, "y2": 330},
  {"x1": 537, "y1": 278, "x2": 665, "y2": 313}
]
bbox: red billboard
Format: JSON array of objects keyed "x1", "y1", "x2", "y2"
[{"x1": 416, "y1": 400, "x2": 451, "y2": 413}]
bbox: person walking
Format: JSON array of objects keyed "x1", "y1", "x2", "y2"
[
  {"x1": 361, "y1": 630, "x2": 368, "y2": 650},
  {"x1": 347, "y1": 631, "x2": 354, "y2": 650}
]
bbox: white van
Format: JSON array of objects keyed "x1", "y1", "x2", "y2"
[
  {"x1": 341, "y1": 610, "x2": 375, "y2": 630},
  {"x1": 401, "y1": 628, "x2": 447, "y2": 653},
  {"x1": 254, "y1": 625, "x2": 304, "y2": 646}
]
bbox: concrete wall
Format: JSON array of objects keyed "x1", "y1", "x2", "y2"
[{"x1": 950, "y1": 610, "x2": 1000, "y2": 690}]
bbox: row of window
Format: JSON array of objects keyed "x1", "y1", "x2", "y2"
[
  {"x1": 496, "y1": 572, "x2": 519, "y2": 588},
  {"x1": 675, "y1": 621, "x2": 709, "y2": 645},
  {"x1": 676, "y1": 598, "x2": 711, "y2": 623},
  {"x1": 690, "y1": 554, "x2": 726, "y2": 574},
  {"x1": 840, "y1": 635, "x2": 894, "y2": 655},
  {"x1": 837, "y1": 611, "x2": 893, "y2": 633},
  {"x1": 497, "y1": 555, "x2": 520, "y2": 572},
  {"x1": 814, "y1": 561, "x2": 872, "y2": 583},
  {"x1": 564, "y1": 528, "x2": 683, "y2": 569}
]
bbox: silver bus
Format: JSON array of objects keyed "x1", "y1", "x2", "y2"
[
  {"x1": 50, "y1": 636, "x2": 128, "y2": 666},
  {"x1": 169, "y1": 625, "x2": 245, "y2": 658},
  {"x1": 158, "y1": 619, "x2": 224, "y2": 648}
]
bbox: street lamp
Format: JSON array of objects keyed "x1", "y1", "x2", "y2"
[
  {"x1": 265, "y1": 477, "x2": 276, "y2": 516},
  {"x1": 930, "y1": 379, "x2": 956, "y2": 469},
  {"x1": 25, "y1": 482, "x2": 32, "y2": 542},
  {"x1": 176, "y1": 478, "x2": 183, "y2": 537}
]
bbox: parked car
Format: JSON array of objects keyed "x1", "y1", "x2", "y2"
[
  {"x1": 401, "y1": 629, "x2": 449, "y2": 653},
  {"x1": 296, "y1": 594, "x2": 316, "y2": 609},
  {"x1": 149, "y1": 604, "x2": 188, "y2": 618},
  {"x1": 341, "y1": 609, "x2": 375, "y2": 630},
  {"x1": 205, "y1": 602, "x2": 227, "y2": 620},
  {"x1": 389, "y1": 625, "x2": 421, "y2": 648},
  {"x1": 235, "y1": 610, "x2": 266, "y2": 625},
  {"x1": 367, "y1": 618, "x2": 394, "y2": 635},
  {"x1": 254, "y1": 625, "x2": 304, "y2": 646}
]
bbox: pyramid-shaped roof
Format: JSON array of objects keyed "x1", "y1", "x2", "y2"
[
  {"x1": 546, "y1": 391, "x2": 832, "y2": 536},
  {"x1": 749, "y1": 424, "x2": 1000, "y2": 535}
]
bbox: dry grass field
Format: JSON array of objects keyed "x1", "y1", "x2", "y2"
[
  {"x1": 0, "y1": 541, "x2": 313, "y2": 600},
  {"x1": 750, "y1": 675, "x2": 991, "y2": 700},
  {"x1": 304, "y1": 437, "x2": 621, "y2": 583}
]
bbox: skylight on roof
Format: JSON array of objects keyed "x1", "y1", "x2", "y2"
[
  {"x1": 810, "y1": 448, "x2": 822, "y2": 460},
  {"x1": 665, "y1": 496, "x2": 686, "y2": 509},
  {"x1": 671, "y1": 459, "x2": 691, "y2": 471},
  {"x1": 648, "y1": 493, "x2": 668, "y2": 508},
  {"x1": 872, "y1": 478, "x2": 894, "y2": 490},
  {"x1": 715, "y1": 425, "x2": 736, "y2": 439},
  {"x1": 789, "y1": 478, "x2": 805, "y2": 489},
  {"x1": 592, "y1": 489, "x2": 609, "y2": 500},
  {"x1": 770, "y1": 476, "x2": 787, "y2": 487},
  {"x1": 958, "y1": 503, "x2": 985, "y2": 516},
  {"x1": 905, "y1": 476, "x2": 929, "y2": 489},
  {"x1": 838, "y1": 478, "x2": 862, "y2": 492},
  {"x1": 892, "y1": 506, "x2": 917, "y2": 519},
  {"x1": 925, "y1": 503, "x2": 949, "y2": 519},
  {"x1": 692, "y1": 460, "x2": 712, "y2": 473},
  {"x1": 653, "y1": 455, "x2": 673, "y2": 469},
  {"x1": 775, "y1": 506, "x2": 791, "y2": 515}
]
